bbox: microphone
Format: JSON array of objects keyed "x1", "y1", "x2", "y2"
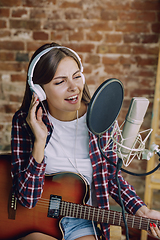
[
  {"x1": 120, "y1": 97, "x2": 149, "y2": 156},
  {"x1": 108, "y1": 97, "x2": 153, "y2": 166},
  {"x1": 86, "y1": 79, "x2": 154, "y2": 167}
]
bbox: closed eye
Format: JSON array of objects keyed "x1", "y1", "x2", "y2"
[
  {"x1": 74, "y1": 75, "x2": 81, "y2": 79},
  {"x1": 55, "y1": 80, "x2": 65, "y2": 85}
]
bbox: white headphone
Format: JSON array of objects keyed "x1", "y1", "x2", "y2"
[{"x1": 28, "y1": 46, "x2": 85, "y2": 101}]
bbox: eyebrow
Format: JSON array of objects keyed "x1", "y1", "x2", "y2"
[{"x1": 53, "y1": 70, "x2": 80, "y2": 80}]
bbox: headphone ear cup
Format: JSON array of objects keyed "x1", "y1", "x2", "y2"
[
  {"x1": 31, "y1": 84, "x2": 46, "y2": 101},
  {"x1": 81, "y1": 73, "x2": 85, "y2": 84}
]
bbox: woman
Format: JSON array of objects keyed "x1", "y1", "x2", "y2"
[{"x1": 11, "y1": 42, "x2": 160, "y2": 240}]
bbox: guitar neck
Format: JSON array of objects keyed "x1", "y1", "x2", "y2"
[{"x1": 60, "y1": 200, "x2": 160, "y2": 231}]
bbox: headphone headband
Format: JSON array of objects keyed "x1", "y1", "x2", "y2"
[{"x1": 27, "y1": 46, "x2": 85, "y2": 101}]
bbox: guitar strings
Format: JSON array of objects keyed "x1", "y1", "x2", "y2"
[{"x1": 35, "y1": 197, "x2": 160, "y2": 231}]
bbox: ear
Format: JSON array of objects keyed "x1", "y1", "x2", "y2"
[{"x1": 30, "y1": 84, "x2": 46, "y2": 101}]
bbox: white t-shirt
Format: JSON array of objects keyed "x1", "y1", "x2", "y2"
[{"x1": 44, "y1": 113, "x2": 93, "y2": 188}]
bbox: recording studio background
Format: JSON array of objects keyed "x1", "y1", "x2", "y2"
[{"x1": 0, "y1": 0, "x2": 159, "y2": 211}]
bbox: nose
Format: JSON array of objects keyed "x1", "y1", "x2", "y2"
[{"x1": 67, "y1": 78, "x2": 77, "y2": 91}]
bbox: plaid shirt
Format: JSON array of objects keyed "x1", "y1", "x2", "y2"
[{"x1": 11, "y1": 109, "x2": 145, "y2": 240}]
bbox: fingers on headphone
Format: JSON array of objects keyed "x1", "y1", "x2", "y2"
[{"x1": 32, "y1": 92, "x2": 39, "y2": 103}]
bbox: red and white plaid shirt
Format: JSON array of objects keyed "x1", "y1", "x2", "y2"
[{"x1": 11, "y1": 108, "x2": 145, "y2": 240}]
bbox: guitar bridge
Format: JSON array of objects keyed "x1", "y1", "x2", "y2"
[{"x1": 48, "y1": 195, "x2": 61, "y2": 218}]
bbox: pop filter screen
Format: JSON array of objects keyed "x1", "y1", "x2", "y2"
[{"x1": 86, "y1": 78, "x2": 124, "y2": 136}]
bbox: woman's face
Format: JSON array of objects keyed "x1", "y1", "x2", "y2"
[{"x1": 43, "y1": 56, "x2": 85, "y2": 121}]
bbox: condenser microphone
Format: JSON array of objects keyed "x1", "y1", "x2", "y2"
[{"x1": 120, "y1": 97, "x2": 149, "y2": 156}]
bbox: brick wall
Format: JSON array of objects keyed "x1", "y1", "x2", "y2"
[{"x1": 0, "y1": 0, "x2": 160, "y2": 205}]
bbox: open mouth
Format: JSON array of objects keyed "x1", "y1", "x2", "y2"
[
  {"x1": 65, "y1": 95, "x2": 78, "y2": 103},
  {"x1": 66, "y1": 95, "x2": 78, "y2": 101}
]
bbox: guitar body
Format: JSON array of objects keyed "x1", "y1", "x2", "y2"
[{"x1": 0, "y1": 155, "x2": 88, "y2": 240}]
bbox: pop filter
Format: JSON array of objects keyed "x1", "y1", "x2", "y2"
[{"x1": 86, "y1": 78, "x2": 124, "y2": 136}]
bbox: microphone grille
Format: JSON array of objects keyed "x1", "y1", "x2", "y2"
[{"x1": 126, "y1": 97, "x2": 149, "y2": 123}]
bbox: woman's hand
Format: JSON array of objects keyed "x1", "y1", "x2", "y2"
[
  {"x1": 136, "y1": 206, "x2": 160, "y2": 238},
  {"x1": 26, "y1": 93, "x2": 48, "y2": 163}
]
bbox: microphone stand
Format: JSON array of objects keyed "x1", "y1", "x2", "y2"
[
  {"x1": 97, "y1": 136, "x2": 160, "y2": 240},
  {"x1": 115, "y1": 157, "x2": 129, "y2": 240}
]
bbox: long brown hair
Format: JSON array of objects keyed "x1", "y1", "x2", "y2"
[{"x1": 20, "y1": 42, "x2": 91, "y2": 111}]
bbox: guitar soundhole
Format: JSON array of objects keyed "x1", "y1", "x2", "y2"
[{"x1": 48, "y1": 195, "x2": 61, "y2": 218}]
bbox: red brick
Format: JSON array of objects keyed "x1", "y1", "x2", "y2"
[
  {"x1": 27, "y1": 42, "x2": 49, "y2": 52},
  {"x1": 86, "y1": 32, "x2": 103, "y2": 41},
  {"x1": 141, "y1": 34, "x2": 159, "y2": 44},
  {"x1": 0, "y1": 30, "x2": 11, "y2": 38},
  {"x1": 119, "y1": 11, "x2": 156, "y2": 22},
  {"x1": 84, "y1": 7, "x2": 101, "y2": 20},
  {"x1": 120, "y1": 56, "x2": 136, "y2": 65},
  {"x1": 11, "y1": 74, "x2": 26, "y2": 82},
  {"x1": 33, "y1": 31, "x2": 49, "y2": 40},
  {"x1": 10, "y1": 19, "x2": 41, "y2": 30},
  {"x1": 9, "y1": 94, "x2": 23, "y2": 102},
  {"x1": 136, "y1": 56, "x2": 158, "y2": 66},
  {"x1": 119, "y1": 11, "x2": 138, "y2": 21},
  {"x1": 97, "y1": 45, "x2": 131, "y2": 54},
  {"x1": 132, "y1": 45, "x2": 159, "y2": 55},
  {"x1": 23, "y1": 0, "x2": 56, "y2": 7},
  {"x1": 47, "y1": 11, "x2": 61, "y2": 20},
  {"x1": 137, "y1": 12, "x2": 156, "y2": 22},
  {"x1": 130, "y1": 69, "x2": 155, "y2": 78},
  {"x1": 130, "y1": 88, "x2": 155, "y2": 99},
  {"x1": 65, "y1": 43, "x2": 94, "y2": 53},
  {"x1": 12, "y1": 9, "x2": 27, "y2": 18},
  {"x1": 100, "y1": 2, "x2": 130, "y2": 11},
  {"x1": 0, "y1": 41, "x2": 24, "y2": 50},
  {"x1": 4, "y1": 104, "x2": 19, "y2": 114},
  {"x1": 91, "y1": 22, "x2": 113, "y2": 32},
  {"x1": 68, "y1": 31, "x2": 84, "y2": 41},
  {"x1": 0, "y1": 62, "x2": 27, "y2": 72},
  {"x1": 123, "y1": 34, "x2": 140, "y2": 43},
  {"x1": 30, "y1": 9, "x2": 46, "y2": 19},
  {"x1": 0, "y1": 20, "x2": 6, "y2": 28},
  {"x1": 60, "y1": 1, "x2": 82, "y2": 8},
  {"x1": 85, "y1": 54, "x2": 100, "y2": 65},
  {"x1": 65, "y1": 9, "x2": 83, "y2": 19},
  {"x1": 102, "y1": 56, "x2": 119, "y2": 65},
  {"x1": 101, "y1": 10, "x2": 117, "y2": 21},
  {"x1": 0, "y1": 0, "x2": 21, "y2": 7},
  {"x1": 131, "y1": 1, "x2": 160, "y2": 11},
  {"x1": 51, "y1": 31, "x2": 68, "y2": 41},
  {"x1": 104, "y1": 65, "x2": 124, "y2": 75},
  {"x1": 0, "y1": 52, "x2": 14, "y2": 61},
  {"x1": 44, "y1": 21, "x2": 76, "y2": 30},
  {"x1": 140, "y1": 78, "x2": 156, "y2": 89},
  {"x1": 105, "y1": 33, "x2": 122, "y2": 43},
  {"x1": 0, "y1": 8, "x2": 10, "y2": 17},
  {"x1": 152, "y1": 23, "x2": 160, "y2": 33},
  {"x1": 116, "y1": 22, "x2": 149, "y2": 33}
]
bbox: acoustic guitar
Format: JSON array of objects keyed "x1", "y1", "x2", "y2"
[{"x1": 0, "y1": 155, "x2": 159, "y2": 240}]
